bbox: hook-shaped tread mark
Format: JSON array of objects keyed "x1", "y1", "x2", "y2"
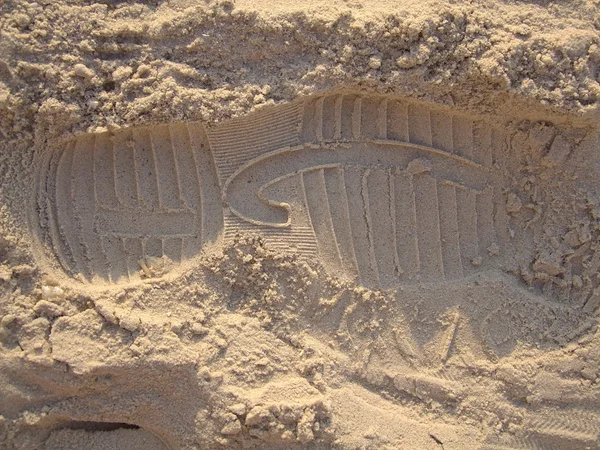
[{"x1": 224, "y1": 141, "x2": 489, "y2": 228}]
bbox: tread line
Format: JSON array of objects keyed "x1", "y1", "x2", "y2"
[
  {"x1": 388, "y1": 170, "x2": 402, "y2": 280},
  {"x1": 323, "y1": 167, "x2": 360, "y2": 279},
  {"x1": 315, "y1": 97, "x2": 324, "y2": 141},
  {"x1": 56, "y1": 141, "x2": 89, "y2": 279},
  {"x1": 334, "y1": 96, "x2": 343, "y2": 140},
  {"x1": 394, "y1": 171, "x2": 420, "y2": 279},
  {"x1": 300, "y1": 169, "x2": 344, "y2": 272},
  {"x1": 362, "y1": 168, "x2": 381, "y2": 286},
  {"x1": 352, "y1": 97, "x2": 362, "y2": 139},
  {"x1": 167, "y1": 124, "x2": 185, "y2": 206},
  {"x1": 413, "y1": 173, "x2": 444, "y2": 280},
  {"x1": 438, "y1": 182, "x2": 464, "y2": 279},
  {"x1": 46, "y1": 149, "x2": 72, "y2": 275},
  {"x1": 377, "y1": 98, "x2": 388, "y2": 139},
  {"x1": 148, "y1": 126, "x2": 163, "y2": 209}
]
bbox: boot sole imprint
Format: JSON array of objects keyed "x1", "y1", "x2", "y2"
[{"x1": 32, "y1": 93, "x2": 509, "y2": 287}]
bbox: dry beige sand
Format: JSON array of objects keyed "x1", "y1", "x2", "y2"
[{"x1": 1, "y1": 0, "x2": 600, "y2": 448}]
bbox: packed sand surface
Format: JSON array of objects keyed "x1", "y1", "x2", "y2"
[{"x1": 2, "y1": 0, "x2": 600, "y2": 449}]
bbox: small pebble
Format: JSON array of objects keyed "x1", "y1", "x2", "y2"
[
  {"x1": 112, "y1": 66, "x2": 133, "y2": 81},
  {"x1": 41, "y1": 274, "x2": 59, "y2": 286},
  {"x1": 1, "y1": 314, "x2": 16, "y2": 327},
  {"x1": 135, "y1": 64, "x2": 152, "y2": 78},
  {"x1": 73, "y1": 63, "x2": 95, "y2": 80},
  {"x1": 41, "y1": 285, "x2": 65, "y2": 300},
  {"x1": 229, "y1": 403, "x2": 247, "y2": 416},
  {"x1": 396, "y1": 55, "x2": 417, "y2": 69},
  {"x1": 33, "y1": 300, "x2": 64, "y2": 318},
  {"x1": 368, "y1": 56, "x2": 382, "y2": 69},
  {"x1": 119, "y1": 315, "x2": 140, "y2": 332},
  {"x1": 533, "y1": 258, "x2": 563, "y2": 277},
  {"x1": 0, "y1": 266, "x2": 11, "y2": 282},
  {"x1": 487, "y1": 243, "x2": 500, "y2": 256},
  {"x1": 220, "y1": 419, "x2": 242, "y2": 436},
  {"x1": 506, "y1": 193, "x2": 522, "y2": 214}
]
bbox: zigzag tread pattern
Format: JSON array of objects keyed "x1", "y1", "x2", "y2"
[
  {"x1": 483, "y1": 411, "x2": 600, "y2": 450},
  {"x1": 526, "y1": 410, "x2": 600, "y2": 441}
]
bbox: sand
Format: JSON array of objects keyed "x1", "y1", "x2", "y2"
[{"x1": 1, "y1": 0, "x2": 600, "y2": 449}]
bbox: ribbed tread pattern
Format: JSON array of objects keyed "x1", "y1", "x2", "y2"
[
  {"x1": 33, "y1": 92, "x2": 508, "y2": 289},
  {"x1": 219, "y1": 92, "x2": 507, "y2": 288},
  {"x1": 35, "y1": 124, "x2": 223, "y2": 284}
]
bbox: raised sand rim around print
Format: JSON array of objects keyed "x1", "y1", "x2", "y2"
[{"x1": 31, "y1": 92, "x2": 510, "y2": 287}]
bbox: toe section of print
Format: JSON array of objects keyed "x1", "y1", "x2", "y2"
[{"x1": 33, "y1": 92, "x2": 510, "y2": 287}]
